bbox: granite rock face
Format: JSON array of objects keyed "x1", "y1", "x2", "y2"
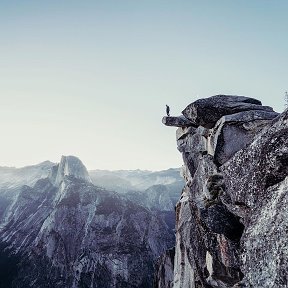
[
  {"x1": 160, "y1": 95, "x2": 287, "y2": 288},
  {"x1": 53, "y1": 155, "x2": 92, "y2": 185},
  {"x1": 208, "y1": 109, "x2": 279, "y2": 165},
  {"x1": 0, "y1": 156, "x2": 175, "y2": 288},
  {"x1": 182, "y1": 95, "x2": 274, "y2": 128},
  {"x1": 154, "y1": 247, "x2": 175, "y2": 288}
]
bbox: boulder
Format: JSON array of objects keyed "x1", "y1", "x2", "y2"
[
  {"x1": 182, "y1": 95, "x2": 275, "y2": 128},
  {"x1": 209, "y1": 110, "x2": 279, "y2": 165}
]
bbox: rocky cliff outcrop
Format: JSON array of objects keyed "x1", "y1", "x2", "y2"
[{"x1": 161, "y1": 95, "x2": 287, "y2": 287}]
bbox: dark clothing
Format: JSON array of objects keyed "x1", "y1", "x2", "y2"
[{"x1": 166, "y1": 105, "x2": 170, "y2": 116}]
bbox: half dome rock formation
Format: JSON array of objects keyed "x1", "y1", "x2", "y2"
[
  {"x1": 160, "y1": 95, "x2": 287, "y2": 287},
  {"x1": 52, "y1": 155, "x2": 92, "y2": 185}
]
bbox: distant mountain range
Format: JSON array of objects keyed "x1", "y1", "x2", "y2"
[
  {"x1": 0, "y1": 156, "x2": 184, "y2": 288},
  {"x1": 0, "y1": 161, "x2": 183, "y2": 192},
  {"x1": 89, "y1": 168, "x2": 183, "y2": 192}
]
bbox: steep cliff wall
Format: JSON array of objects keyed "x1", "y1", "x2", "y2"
[{"x1": 161, "y1": 95, "x2": 287, "y2": 288}]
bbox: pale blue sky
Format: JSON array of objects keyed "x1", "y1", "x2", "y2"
[{"x1": 0, "y1": 1, "x2": 287, "y2": 170}]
